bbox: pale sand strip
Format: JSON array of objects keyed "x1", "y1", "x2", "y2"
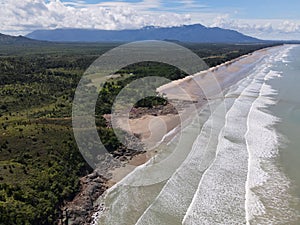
[{"x1": 107, "y1": 45, "x2": 282, "y2": 187}]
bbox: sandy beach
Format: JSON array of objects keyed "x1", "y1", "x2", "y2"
[
  {"x1": 60, "y1": 45, "x2": 284, "y2": 224},
  {"x1": 107, "y1": 45, "x2": 281, "y2": 186}
]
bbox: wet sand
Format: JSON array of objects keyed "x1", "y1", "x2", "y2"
[{"x1": 107, "y1": 46, "x2": 282, "y2": 187}]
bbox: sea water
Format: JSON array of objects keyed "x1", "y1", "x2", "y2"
[
  {"x1": 256, "y1": 45, "x2": 300, "y2": 224},
  {"x1": 93, "y1": 45, "x2": 300, "y2": 225}
]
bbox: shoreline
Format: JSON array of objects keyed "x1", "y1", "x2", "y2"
[
  {"x1": 106, "y1": 45, "x2": 282, "y2": 187},
  {"x1": 59, "y1": 44, "x2": 284, "y2": 225}
]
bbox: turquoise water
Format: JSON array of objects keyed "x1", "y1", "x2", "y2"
[{"x1": 93, "y1": 45, "x2": 300, "y2": 225}]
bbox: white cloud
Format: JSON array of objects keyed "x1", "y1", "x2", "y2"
[
  {"x1": 0, "y1": 0, "x2": 191, "y2": 35},
  {"x1": 207, "y1": 15, "x2": 300, "y2": 40},
  {"x1": 0, "y1": 0, "x2": 299, "y2": 40},
  {"x1": 278, "y1": 20, "x2": 300, "y2": 33}
]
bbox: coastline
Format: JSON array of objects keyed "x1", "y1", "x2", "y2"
[
  {"x1": 106, "y1": 45, "x2": 282, "y2": 189},
  {"x1": 60, "y1": 44, "x2": 284, "y2": 225}
]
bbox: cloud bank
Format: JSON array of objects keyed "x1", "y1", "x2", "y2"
[
  {"x1": 1, "y1": 0, "x2": 300, "y2": 40},
  {"x1": 0, "y1": 0, "x2": 191, "y2": 35},
  {"x1": 210, "y1": 15, "x2": 300, "y2": 40}
]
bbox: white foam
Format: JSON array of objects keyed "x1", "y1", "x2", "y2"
[
  {"x1": 183, "y1": 46, "x2": 298, "y2": 225},
  {"x1": 183, "y1": 62, "x2": 271, "y2": 225},
  {"x1": 135, "y1": 90, "x2": 242, "y2": 224},
  {"x1": 245, "y1": 83, "x2": 278, "y2": 223},
  {"x1": 272, "y1": 45, "x2": 296, "y2": 63},
  {"x1": 92, "y1": 45, "x2": 299, "y2": 225},
  {"x1": 264, "y1": 70, "x2": 282, "y2": 81},
  {"x1": 245, "y1": 46, "x2": 300, "y2": 224},
  {"x1": 133, "y1": 56, "x2": 269, "y2": 225}
]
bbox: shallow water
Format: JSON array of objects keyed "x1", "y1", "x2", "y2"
[
  {"x1": 266, "y1": 45, "x2": 300, "y2": 224},
  {"x1": 93, "y1": 45, "x2": 300, "y2": 225}
]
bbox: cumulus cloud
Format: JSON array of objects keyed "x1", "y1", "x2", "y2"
[
  {"x1": 1, "y1": 0, "x2": 299, "y2": 40},
  {"x1": 278, "y1": 20, "x2": 300, "y2": 33},
  {"x1": 0, "y1": 0, "x2": 191, "y2": 35},
  {"x1": 209, "y1": 15, "x2": 300, "y2": 40}
]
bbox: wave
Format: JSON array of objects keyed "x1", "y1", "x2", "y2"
[
  {"x1": 182, "y1": 61, "x2": 270, "y2": 225},
  {"x1": 272, "y1": 44, "x2": 296, "y2": 63},
  {"x1": 134, "y1": 68, "x2": 259, "y2": 225},
  {"x1": 92, "y1": 45, "x2": 299, "y2": 225},
  {"x1": 93, "y1": 105, "x2": 212, "y2": 225},
  {"x1": 92, "y1": 58, "x2": 261, "y2": 225},
  {"x1": 245, "y1": 45, "x2": 300, "y2": 224},
  {"x1": 183, "y1": 45, "x2": 298, "y2": 225}
]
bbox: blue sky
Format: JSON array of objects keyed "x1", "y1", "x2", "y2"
[
  {"x1": 1, "y1": 0, "x2": 300, "y2": 39},
  {"x1": 58, "y1": 0, "x2": 300, "y2": 19}
]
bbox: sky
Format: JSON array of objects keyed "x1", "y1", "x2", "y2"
[{"x1": 1, "y1": 0, "x2": 300, "y2": 40}]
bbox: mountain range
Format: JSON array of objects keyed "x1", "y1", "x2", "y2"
[
  {"x1": 26, "y1": 24, "x2": 261, "y2": 43},
  {"x1": 0, "y1": 33, "x2": 38, "y2": 45}
]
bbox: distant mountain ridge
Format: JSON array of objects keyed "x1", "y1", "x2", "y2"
[
  {"x1": 26, "y1": 24, "x2": 261, "y2": 43},
  {"x1": 0, "y1": 33, "x2": 37, "y2": 44}
]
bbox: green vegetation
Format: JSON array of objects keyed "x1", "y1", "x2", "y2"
[{"x1": 0, "y1": 41, "x2": 280, "y2": 224}]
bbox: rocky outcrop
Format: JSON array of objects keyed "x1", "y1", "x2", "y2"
[
  {"x1": 58, "y1": 172, "x2": 108, "y2": 225},
  {"x1": 129, "y1": 103, "x2": 178, "y2": 119},
  {"x1": 58, "y1": 104, "x2": 182, "y2": 224},
  {"x1": 58, "y1": 147, "x2": 145, "y2": 225}
]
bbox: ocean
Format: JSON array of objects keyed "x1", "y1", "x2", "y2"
[{"x1": 92, "y1": 45, "x2": 300, "y2": 225}]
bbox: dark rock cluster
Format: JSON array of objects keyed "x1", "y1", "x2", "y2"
[{"x1": 59, "y1": 172, "x2": 108, "y2": 225}]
